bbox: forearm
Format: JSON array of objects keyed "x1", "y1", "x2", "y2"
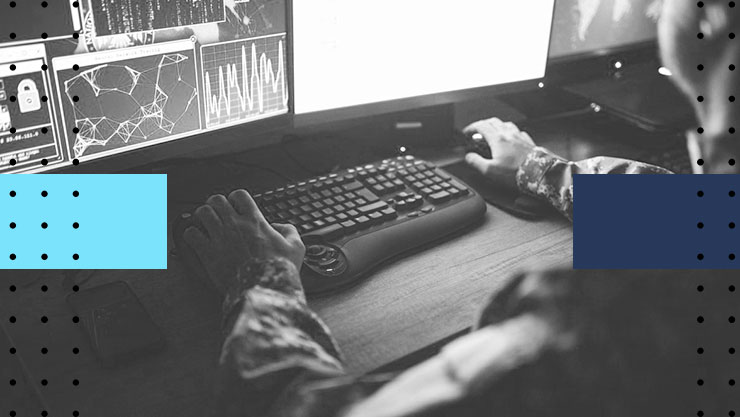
[
  {"x1": 215, "y1": 258, "x2": 345, "y2": 416},
  {"x1": 515, "y1": 147, "x2": 673, "y2": 221}
]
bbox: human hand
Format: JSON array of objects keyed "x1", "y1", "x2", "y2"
[
  {"x1": 659, "y1": 0, "x2": 739, "y2": 137},
  {"x1": 183, "y1": 190, "x2": 306, "y2": 296},
  {"x1": 463, "y1": 118, "x2": 536, "y2": 190}
]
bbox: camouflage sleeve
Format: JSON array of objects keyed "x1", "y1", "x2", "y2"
[
  {"x1": 515, "y1": 147, "x2": 673, "y2": 221},
  {"x1": 214, "y1": 257, "x2": 346, "y2": 417}
]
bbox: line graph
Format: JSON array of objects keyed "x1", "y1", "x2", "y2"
[{"x1": 200, "y1": 33, "x2": 288, "y2": 129}]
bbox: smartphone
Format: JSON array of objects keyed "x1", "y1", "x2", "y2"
[{"x1": 67, "y1": 281, "x2": 165, "y2": 368}]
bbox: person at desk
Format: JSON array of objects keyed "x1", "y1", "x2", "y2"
[{"x1": 183, "y1": 1, "x2": 738, "y2": 415}]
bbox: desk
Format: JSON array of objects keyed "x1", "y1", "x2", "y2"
[{"x1": 0, "y1": 147, "x2": 572, "y2": 417}]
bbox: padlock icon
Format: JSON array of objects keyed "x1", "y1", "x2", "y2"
[{"x1": 17, "y1": 79, "x2": 41, "y2": 113}]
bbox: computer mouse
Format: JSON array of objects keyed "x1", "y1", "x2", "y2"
[{"x1": 463, "y1": 132, "x2": 492, "y2": 159}]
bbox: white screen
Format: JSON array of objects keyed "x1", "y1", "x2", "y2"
[{"x1": 293, "y1": 0, "x2": 555, "y2": 115}]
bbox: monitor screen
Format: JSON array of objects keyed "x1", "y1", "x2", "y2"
[
  {"x1": 549, "y1": 0, "x2": 661, "y2": 59},
  {"x1": 1, "y1": 0, "x2": 289, "y2": 174},
  {"x1": 292, "y1": 0, "x2": 555, "y2": 116}
]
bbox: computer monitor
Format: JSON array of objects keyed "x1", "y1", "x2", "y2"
[
  {"x1": 549, "y1": 0, "x2": 660, "y2": 61},
  {"x1": 291, "y1": 0, "x2": 556, "y2": 126},
  {"x1": 1, "y1": 0, "x2": 290, "y2": 174}
]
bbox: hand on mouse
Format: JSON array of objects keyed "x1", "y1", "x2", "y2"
[
  {"x1": 463, "y1": 118, "x2": 536, "y2": 190},
  {"x1": 183, "y1": 190, "x2": 306, "y2": 296}
]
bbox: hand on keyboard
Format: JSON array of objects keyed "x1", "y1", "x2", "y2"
[
  {"x1": 462, "y1": 118, "x2": 535, "y2": 189},
  {"x1": 182, "y1": 190, "x2": 306, "y2": 295}
]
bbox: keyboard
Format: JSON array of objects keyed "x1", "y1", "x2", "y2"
[{"x1": 173, "y1": 155, "x2": 487, "y2": 295}]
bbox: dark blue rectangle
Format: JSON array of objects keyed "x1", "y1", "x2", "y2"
[{"x1": 574, "y1": 175, "x2": 740, "y2": 269}]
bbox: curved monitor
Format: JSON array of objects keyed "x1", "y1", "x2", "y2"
[
  {"x1": 292, "y1": 0, "x2": 556, "y2": 126},
  {"x1": 1, "y1": 0, "x2": 290, "y2": 174}
]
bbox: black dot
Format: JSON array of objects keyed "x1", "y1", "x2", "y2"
[
  {"x1": 73, "y1": 158, "x2": 80, "y2": 165},
  {"x1": 731, "y1": 127, "x2": 737, "y2": 134},
  {"x1": 9, "y1": 254, "x2": 16, "y2": 261},
  {"x1": 731, "y1": 285, "x2": 736, "y2": 292},
  {"x1": 732, "y1": 33, "x2": 737, "y2": 39},
  {"x1": 41, "y1": 412, "x2": 47, "y2": 417},
  {"x1": 731, "y1": 379, "x2": 736, "y2": 386},
  {"x1": 41, "y1": 254, "x2": 47, "y2": 260},
  {"x1": 72, "y1": 0, "x2": 78, "y2": 6},
  {"x1": 698, "y1": 222, "x2": 704, "y2": 229},
  {"x1": 9, "y1": 158, "x2": 16, "y2": 166},
  {"x1": 72, "y1": 254, "x2": 79, "y2": 260},
  {"x1": 41, "y1": 190, "x2": 48, "y2": 197},
  {"x1": 41, "y1": 127, "x2": 48, "y2": 134},
  {"x1": 8, "y1": 0, "x2": 15, "y2": 6},
  {"x1": 731, "y1": 159, "x2": 737, "y2": 166},
  {"x1": 73, "y1": 32, "x2": 79, "y2": 39},
  {"x1": 698, "y1": 33, "x2": 705, "y2": 39},
  {"x1": 9, "y1": 190, "x2": 16, "y2": 197},
  {"x1": 72, "y1": 95, "x2": 79, "y2": 102},
  {"x1": 9, "y1": 379, "x2": 16, "y2": 386},
  {"x1": 732, "y1": 411, "x2": 737, "y2": 417},
  {"x1": 697, "y1": 159, "x2": 705, "y2": 166},
  {"x1": 698, "y1": 127, "x2": 705, "y2": 134},
  {"x1": 698, "y1": 95, "x2": 705, "y2": 102},
  {"x1": 72, "y1": 64, "x2": 79, "y2": 71},
  {"x1": 9, "y1": 316, "x2": 15, "y2": 323},
  {"x1": 41, "y1": 159, "x2": 48, "y2": 166},
  {"x1": 41, "y1": 1, "x2": 47, "y2": 6},
  {"x1": 731, "y1": 1, "x2": 736, "y2": 7},
  {"x1": 731, "y1": 96, "x2": 737, "y2": 102},
  {"x1": 698, "y1": 315, "x2": 705, "y2": 323},
  {"x1": 41, "y1": 33, "x2": 47, "y2": 39},
  {"x1": 41, "y1": 95, "x2": 47, "y2": 102},
  {"x1": 73, "y1": 190, "x2": 79, "y2": 197},
  {"x1": 9, "y1": 285, "x2": 16, "y2": 292},
  {"x1": 732, "y1": 65, "x2": 737, "y2": 71},
  {"x1": 72, "y1": 347, "x2": 79, "y2": 354},
  {"x1": 698, "y1": 0, "x2": 704, "y2": 6},
  {"x1": 731, "y1": 191, "x2": 737, "y2": 197},
  {"x1": 41, "y1": 347, "x2": 47, "y2": 354},
  {"x1": 9, "y1": 32, "x2": 16, "y2": 39},
  {"x1": 9, "y1": 95, "x2": 16, "y2": 102},
  {"x1": 698, "y1": 190, "x2": 705, "y2": 197},
  {"x1": 698, "y1": 253, "x2": 705, "y2": 260},
  {"x1": 9, "y1": 64, "x2": 15, "y2": 71},
  {"x1": 697, "y1": 284, "x2": 704, "y2": 291},
  {"x1": 40, "y1": 316, "x2": 47, "y2": 323},
  {"x1": 72, "y1": 379, "x2": 79, "y2": 386},
  {"x1": 72, "y1": 285, "x2": 79, "y2": 292},
  {"x1": 41, "y1": 64, "x2": 47, "y2": 71},
  {"x1": 9, "y1": 347, "x2": 16, "y2": 354},
  {"x1": 9, "y1": 412, "x2": 15, "y2": 417},
  {"x1": 698, "y1": 347, "x2": 705, "y2": 354},
  {"x1": 73, "y1": 222, "x2": 79, "y2": 229},
  {"x1": 41, "y1": 285, "x2": 47, "y2": 292},
  {"x1": 731, "y1": 347, "x2": 737, "y2": 354},
  {"x1": 41, "y1": 222, "x2": 47, "y2": 229},
  {"x1": 698, "y1": 411, "x2": 705, "y2": 417},
  {"x1": 731, "y1": 316, "x2": 737, "y2": 323},
  {"x1": 698, "y1": 379, "x2": 705, "y2": 385},
  {"x1": 40, "y1": 379, "x2": 47, "y2": 386},
  {"x1": 72, "y1": 127, "x2": 79, "y2": 134},
  {"x1": 9, "y1": 222, "x2": 15, "y2": 229},
  {"x1": 698, "y1": 65, "x2": 704, "y2": 71},
  {"x1": 9, "y1": 127, "x2": 15, "y2": 134},
  {"x1": 731, "y1": 222, "x2": 736, "y2": 229},
  {"x1": 73, "y1": 411, "x2": 80, "y2": 417},
  {"x1": 72, "y1": 316, "x2": 79, "y2": 323}
]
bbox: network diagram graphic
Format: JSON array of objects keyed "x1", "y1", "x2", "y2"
[{"x1": 63, "y1": 53, "x2": 199, "y2": 158}]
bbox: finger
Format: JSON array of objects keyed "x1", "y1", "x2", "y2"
[
  {"x1": 272, "y1": 223, "x2": 302, "y2": 242},
  {"x1": 463, "y1": 121, "x2": 504, "y2": 149},
  {"x1": 520, "y1": 131, "x2": 536, "y2": 146},
  {"x1": 228, "y1": 189, "x2": 266, "y2": 223},
  {"x1": 194, "y1": 205, "x2": 223, "y2": 239},
  {"x1": 206, "y1": 194, "x2": 237, "y2": 224},
  {"x1": 183, "y1": 226, "x2": 209, "y2": 250},
  {"x1": 465, "y1": 153, "x2": 492, "y2": 175}
]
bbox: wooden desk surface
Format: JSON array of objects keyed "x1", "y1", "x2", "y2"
[{"x1": 0, "y1": 197, "x2": 571, "y2": 417}]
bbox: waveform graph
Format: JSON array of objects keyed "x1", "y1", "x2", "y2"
[{"x1": 200, "y1": 33, "x2": 289, "y2": 129}]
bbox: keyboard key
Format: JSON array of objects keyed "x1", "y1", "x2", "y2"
[
  {"x1": 368, "y1": 212, "x2": 383, "y2": 223},
  {"x1": 355, "y1": 216, "x2": 371, "y2": 228},
  {"x1": 344, "y1": 181, "x2": 364, "y2": 191},
  {"x1": 359, "y1": 201, "x2": 388, "y2": 214},
  {"x1": 429, "y1": 190, "x2": 451, "y2": 203},
  {"x1": 381, "y1": 207, "x2": 398, "y2": 219},
  {"x1": 356, "y1": 188, "x2": 379, "y2": 202},
  {"x1": 341, "y1": 220, "x2": 358, "y2": 232},
  {"x1": 306, "y1": 223, "x2": 345, "y2": 240}
]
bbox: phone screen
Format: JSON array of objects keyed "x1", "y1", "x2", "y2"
[{"x1": 67, "y1": 282, "x2": 164, "y2": 367}]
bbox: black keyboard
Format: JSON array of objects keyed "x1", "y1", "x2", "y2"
[{"x1": 173, "y1": 155, "x2": 486, "y2": 295}]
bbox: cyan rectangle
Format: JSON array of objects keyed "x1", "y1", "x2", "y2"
[
  {"x1": 0, "y1": 174, "x2": 167, "y2": 269},
  {"x1": 574, "y1": 174, "x2": 739, "y2": 269}
]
